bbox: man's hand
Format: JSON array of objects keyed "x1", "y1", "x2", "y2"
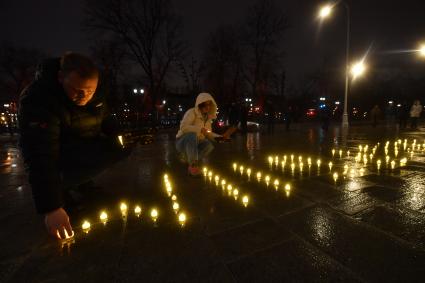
[{"x1": 45, "y1": 208, "x2": 74, "y2": 240}]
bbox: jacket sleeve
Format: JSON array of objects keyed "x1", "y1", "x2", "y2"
[
  {"x1": 19, "y1": 95, "x2": 63, "y2": 214},
  {"x1": 179, "y1": 109, "x2": 202, "y2": 134}
]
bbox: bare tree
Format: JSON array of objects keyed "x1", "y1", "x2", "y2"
[
  {"x1": 84, "y1": 0, "x2": 186, "y2": 115},
  {"x1": 177, "y1": 56, "x2": 205, "y2": 95},
  {"x1": 203, "y1": 25, "x2": 244, "y2": 104},
  {"x1": 241, "y1": 0, "x2": 289, "y2": 98},
  {"x1": 0, "y1": 43, "x2": 45, "y2": 102}
]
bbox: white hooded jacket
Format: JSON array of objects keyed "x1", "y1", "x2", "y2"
[{"x1": 176, "y1": 93, "x2": 217, "y2": 139}]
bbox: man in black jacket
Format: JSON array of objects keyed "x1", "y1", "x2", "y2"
[{"x1": 19, "y1": 53, "x2": 129, "y2": 240}]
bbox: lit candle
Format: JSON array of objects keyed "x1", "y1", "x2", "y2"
[
  {"x1": 227, "y1": 184, "x2": 233, "y2": 192},
  {"x1": 100, "y1": 211, "x2": 108, "y2": 224},
  {"x1": 359, "y1": 168, "x2": 365, "y2": 176},
  {"x1": 307, "y1": 157, "x2": 312, "y2": 166},
  {"x1": 274, "y1": 179, "x2": 280, "y2": 190},
  {"x1": 317, "y1": 159, "x2": 321, "y2": 167},
  {"x1": 246, "y1": 168, "x2": 252, "y2": 178},
  {"x1": 82, "y1": 220, "x2": 91, "y2": 233},
  {"x1": 221, "y1": 179, "x2": 226, "y2": 187},
  {"x1": 343, "y1": 164, "x2": 348, "y2": 174},
  {"x1": 233, "y1": 188, "x2": 239, "y2": 199},
  {"x1": 339, "y1": 150, "x2": 343, "y2": 158},
  {"x1": 256, "y1": 172, "x2": 262, "y2": 181},
  {"x1": 333, "y1": 172, "x2": 338, "y2": 183},
  {"x1": 299, "y1": 162, "x2": 304, "y2": 172},
  {"x1": 291, "y1": 163, "x2": 295, "y2": 171},
  {"x1": 391, "y1": 160, "x2": 395, "y2": 170},
  {"x1": 242, "y1": 195, "x2": 249, "y2": 207},
  {"x1": 285, "y1": 184, "x2": 291, "y2": 194},
  {"x1": 134, "y1": 205, "x2": 142, "y2": 217},
  {"x1": 265, "y1": 175, "x2": 271, "y2": 186},
  {"x1": 203, "y1": 167, "x2": 208, "y2": 174},
  {"x1": 215, "y1": 175, "x2": 220, "y2": 185},
  {"x1": 298, "y1": 156, "x2": 303, "y2": 162},
  {"x1": 328, "y1": 162, "x2": 333, "y2": 171},
  {"x1": 290, "y1": 154, "x2": 294, "y2": 162},
  {"x1": 239, "y1": 165, "x2": 244, "y2": 175},
  {"x1": 120, "y1": 202, "x2": 128, "y2": 215},
  {"x1": 386, "y1": 155, "x2": 390, "y2": 164},
  {"x1": 178, "y1": 212, "x2": 186, "y2": 227},
  {"x1": 268, "y1": 156, "x2": 273, "y2": 165},
  {"x1": 172, "y1": 202, "x2": 179, "y2": 213},
  {"x1": 347, "y1": 150, "x2": 350, "y2": 157},
  {"x1": 377, "y1": 159, "x2": 381, "y2": 170},
  {"x1": 208, "y1": 171, "x2": 213, "y2": 178},
  {"x1": 150, "y1": 208, "x2": 158, "y2": 222},
  {"x1": 233, "y1": 163, "x2": 237, "y2": 171},
  {"x1": 283, "y1": 155, "x2": 287, "y2": 162},
  {"x1": 163, "y1": 174, "x2": 169, "y2": 181},
  {"x1": 332, "y1": 149, "x2": 335, "y2": 157},
  {"x1": 171, "y1": 194, "x2": 177, "y2": 201}
]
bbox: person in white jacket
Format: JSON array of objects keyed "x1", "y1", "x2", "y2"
[
  {"x1": 176, "y1": 93, "x2": 217, "y2": 176},
  {"x1": 410, "y1": 100, "x2": 422, "y2": 129}
]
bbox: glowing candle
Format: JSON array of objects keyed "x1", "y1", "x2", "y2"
[
  {"x1": 377, "y1": 159, "x2": 381, "y2": 170},
  {"x1": 347, "y1": 150, "x2": 350, "y2": 157},
  {"x1": 163, "y1": 174, "x2": 169, "y2": 181},
  {"x1": 339, "y1": 150, "x2": 343, "y2": 158},
  {"x1": 242, "y1": 195, "x2": 249, "y2": 207},
  {"x1": 299, "y1": 162, "x2": 304, "y2": 172},
  {"x1": 208, "y1": 171, "x2": 213, "y2": 178},
  {"x1": 291, "y1": 163, "x2": 295, "y2": 171},
  {"x1": 281, "y1": 161, "x2": 286, "y2": 169},
  {"x1": 359, "y1": 168, "x2": 365, "y2": 176},
  {"x1": 391, "y1": 160, "x2": 395, "y2": 170},
  {"x1": 239, "y1": 165, "x2": 244, "y2": 175},
  {"x1": 221, "y1": 179, "x2": 226, "y2": 187},
  {"x1": 359, "y1": 145, "x2": 363, "y2": 152},
  {"x1": 120, "y1": 202, "x2": 128, "y2": 214},
  {"x1": 172, "y1": 202, "x2": 179, "y2": 213},
  {"x1": 247, "y1": 168, "x2": 252, "y2": 178},
  {"x1": 290, "y1": 154, "x2": 294, "y2": 162},
  {"x1": 274, "y1": 179, "x2": 280, "y2": 189},
  {"x1": 283, "y1": 155, "x2": 287, "y2": 162},
  {"x1": 215, "y1": 175, "x2": 220, "y2": 184},
  {"x1": 343, "y1": 164, "x2": 348, "y2": 174},
  {"x1": 307, "y1": 157, "x2": 312, "y2": 166},
  {"x1": 268, "y1": 156, "x2": 273, "y2": 165},
  {"x1": 227, "y1": 184, "x2": 233, "y2": 192},
  {"x1": 332, "y1": 149, "x2": 335, "y2": 157},
  {"x1": 386, "y1": 155, "x2": 390, "y2": 164},
  {"x1": 233, "y1": 163, "x2": 237, "y2": 171},
  {"x1": 134, "y1": 205, "x2": 142, "y2": 217},
  {"x1": 178, "y1": 212, "x2": 186, "y2": 227},
  {"x1": 265, "y1": 175, "x2": 271, "y2": 185},
  {"x1": 333, "y1": 172, "x2": 338, "y2": 182},
  {"x1": 285, "y1": 184, "x2": 291, "y2": 192},
  {"x1": 82, "y1": 220, "x2": 91, "y2": 233},
  {"x1": 100, "y1": 211, "x2": 108, "y2": 224},
  {"x1": 150, "y1": 208, "x2": 158, "y2": 222},
  {"x1": 233, "y1": 189, "x2": 239, "y2": 199},
  {"x1": 298, "y1": 156, "x2": 303, "y2": 162},
  {"x1": 171, "y1": 194, "x2": 177, "y2": 201},
  {"x1": 256, "y1": 172, "x2": 262, "y2": 181},
  {"x1": 328, "y1": 162, "x2": 333, "y2": 171},
  {"x1": 166, "y1": 184, "x2": 172, "y2": 194},
  {"x1": 369, "y1": 154, "x2": 373, "y2": 160}
]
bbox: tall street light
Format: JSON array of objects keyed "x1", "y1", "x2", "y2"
[{"x1": 318, "y1": 1, "x2": 351, "y2": 128}]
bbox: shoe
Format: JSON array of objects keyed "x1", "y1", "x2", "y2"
[{"x1": 188, "y1": 165, "x2": 201, "y2": 176}]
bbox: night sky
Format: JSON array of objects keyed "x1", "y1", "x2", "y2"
[{"x1": 1, "y1": 0, "x2": 424, "y2": 87}]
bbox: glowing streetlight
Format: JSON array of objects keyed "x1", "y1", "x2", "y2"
[
  {"x1": 319, "y1": 5, "x2": 332, "y2": 18},
  {"x1": 351, "y1": 60, "x2": 366, "y2": 80}
]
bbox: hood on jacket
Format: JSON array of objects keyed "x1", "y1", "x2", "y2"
[{"x1": 194, "y1": 92, "x2": 217, "y2": 119}]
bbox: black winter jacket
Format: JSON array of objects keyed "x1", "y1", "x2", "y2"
[{"x1": 18, "y1": 58, "x2": 114, "y2": 214}]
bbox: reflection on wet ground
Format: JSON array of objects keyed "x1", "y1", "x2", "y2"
[{"x1": 1, "y1": 124, "x2": 425, "y2": 282}]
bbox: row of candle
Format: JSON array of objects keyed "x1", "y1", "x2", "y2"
[
  {"x1": 203, "y1": 167, "x2": 250, "y2": 207},
  {"x1": 163, "y1": 174, "x2": 187, "y2": 227},
  {"x1": 231, "y1": 163, "x2": 292, "y2": 197}
]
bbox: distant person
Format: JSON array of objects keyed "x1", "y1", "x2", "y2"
[
  {"x1": 397, "y1": 102, "x2": 409, "y2": 129},
  {"x1": 19, "y1": 53, "x2": 131, "y2": 239},
  {"x1": 176, "y1": 93, "x2": 218, "y2": 176},
  {"x1": 370, "y1": 105, "x2": 381, "y2": 127},
  {"x1": 410, "y1": 100, "x2": 422, "y2": 129}
]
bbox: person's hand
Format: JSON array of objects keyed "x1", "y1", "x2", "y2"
[
  {"x1": 45, "y1": 208, "x2": 74, "y2": 240},
  {"x1": 200, "y1": 128, "x2": 210, "y2": 136}
]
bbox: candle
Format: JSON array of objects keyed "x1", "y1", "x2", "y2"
[
  {"x1": 290, "y1": 154, "x2": 294, "y2": 162},
  {"x1": 82, "y1": 220, "x2": 91, "y2": 233},
  {"x1": 150, "y1": 208, "x2": 158, "y2": 222},
  {"x1": 347, "y1": 150, "x2": 350, "y2": 157},
  {"x1": 242, "y1": 195, "x2": 249, "y2": 207},
  {"x1": 307, "y1": 157, "x2": 312, "y2": 166},
  {"x1": 233, "y1": 189, "x2": 239, "y2": 199},
  {"x1": 239, "y1": 166, "x2": 244, "y2": 175},
  {"x1": 377, "y1": 159, "x2": 381, "y2": 170},
  {"x1": 274, "y1": 179, "x2": 280, "y2": 189},
  {"x1": 291, "y1": 163, "x2": 295, "y2": 171},
  {"x1": 171, "y1": 195, "x2": 177, "y2": 201},
  {"x1": 285, "y1": 184, "x2": 291, "y2": 192},
  {"x1": 233, "y1": 163, "x2": 237, "y2": 171},
  {"x1": 163, "y1": 174, "x2": 169, "y2": 181},
  {"x1": 317, "y1": 159, "x2": 321, "y2": 167},
  {"x1": 120, "y1": 202, "x2": 128, "y2": 214},
  {"x1": 246, "y1": 168, "x2": 252, "y2": 178},
  {"x1": 339, "y1": 150, "x2": 343, "y2": 158},
  {"x1": 118, "y1": 135, "x2": 124, "y2": 146},
  {"x1": 134, "y1": 205, "x2": 142, "y2": 217},
  {"x1": 333, "y1": 172, "x2": 338, "y2": 182},
  {"x1": 265, "y1": 175, "x2": 271, "y2": 186},
  {"x1": 299, "y1": 162, "x2": 304, "y2": 172},
  {"x1": 391, "y1": 160, "x2": 395, "y2": 170},
  {"x1": 178, "y1": 212, "x2": 186, "y2": 227},
  {"x1": 172, "y1": 202, "x2": 180, "y2": 213},
  {"x1": 328, "y1": 162, "x2": 333, "y2": 171},
  {"x1": 256, "y1": 172, "x2": 262, "y2": 181},
  {"x1": 100, "y1": 211, "x2": 108, "y2": 224},
  {"x1": 332, "y1": 149, "x2": 335, "y2": 157},
  {"x1": 227, "y1": 184, "x2": 233, "y2": 192},
  {"x1": 359, "y1": 168, "x2": 365, "y2": 176}
]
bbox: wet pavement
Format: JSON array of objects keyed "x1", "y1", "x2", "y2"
[{"x1": 1, "y1": 123, "x2": 425, "y2": 282}]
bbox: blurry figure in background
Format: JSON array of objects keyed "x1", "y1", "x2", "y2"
[
  {"x1": 370, "y1": 105, "x2": 381, "y2": 127},
  {"x1": 176, "y1": 93, "x2": 218, "y2": 176},
  {"x1": 410, "y1": 100, "x2": 422, "y2": 129},
  {"x1": 319, "y1": 104, "x2": 331, "y2": 131},
  {"x1": 284, "y1": 105, "x2": 293, "y2": 131},
  {"x1": 385, "y1": 102, "x2": 396, "y2": 127},
  {"x1": 397, "y1": 102, "x2": 409, "y2": 129}
]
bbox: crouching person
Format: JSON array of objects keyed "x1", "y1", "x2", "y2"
[{"x1": 176, "y1": 93, "x2": 217, "y2": 176}]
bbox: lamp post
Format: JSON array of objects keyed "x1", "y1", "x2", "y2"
[{"x1": 319, "y1": 2, "x2": 351, "y2": 128}]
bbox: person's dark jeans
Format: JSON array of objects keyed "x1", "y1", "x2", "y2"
[{"x1": 60, "y1": 137, "x2": 131, "y2": 189}]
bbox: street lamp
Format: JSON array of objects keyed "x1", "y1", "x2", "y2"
[
  {"x1": 351, "y1": 60, "x2": 366, "y2": 80},
  {"x1": 140, "y1": 89, "x2": 145, "y2": 94},
  {"x1": 318, "y1": 1, "x2": 351, "y2": 128},
  {"x1": 133, "y1": 89, "x2": 138, "y2": 94}
]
